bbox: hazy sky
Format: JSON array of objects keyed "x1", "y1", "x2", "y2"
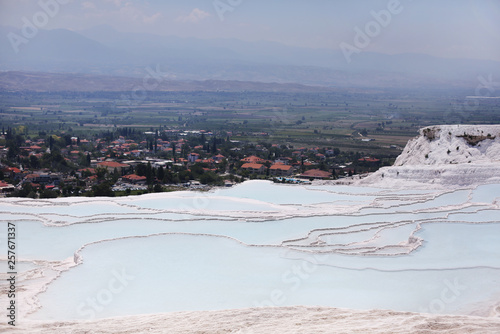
[{"x1": 1, "y1": 0, "x2": 499, "y2": 61}]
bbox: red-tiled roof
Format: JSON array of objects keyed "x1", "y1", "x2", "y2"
[
  {"x1": 241, "y1": 156, "x2": 264, "y2": 163},
  {"x1": 78, "y1": 168, "x2": 96, "y2": 174},
  {"x1": 3, "y1": 167, "x2": 21, "y2": 174},
  {"x1": 97, "y1": 161, "x2": 129, "y2": 168},
  {"x1": 358, "y1": 157, "x2": 380, "y2": 162},
  {"x1": 123, "y1": 174, "x2": 147, "y2": 181},
  {"x1": 300, "y1": 169, "x2": 332, "y2": 179},
  {"x1": 270, "y1": 164, "x2": 293, "y2": 171},
  {"x1": 241, "y1": 163, "x2": 264, "y2": 169}
]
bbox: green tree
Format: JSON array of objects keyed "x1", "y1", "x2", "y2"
[
  {"x1": 171, "y1": 142, "x2": 176, "y2": 162},
  {"x1": 211, "y1": 136, "x2": 217, "y2": 153},
  {"x1": 92, "y1": 181, "x2": 114, "y2": 197},
  {"x1": 145, "y1": 162, "x2": 153, "y2": 185},
  {"x1": 200, "y1": 172, "x2": 222, "y2": 185},
  {"x1": 190, "y1": 163, "x2": 205, "y2": 177},
  {"x1": 112, "y1": 168, "x2": 120, "y2": 183},
  {"x1": 29, "y1": 155, "x2": 40, "y2": 169},
  {"x1": 9, "y1": 183, "x2": 34, "y2": 198},
  {"x1": 157, "y1": 166, "x2": 165, "y2": 182},
  {"x1": 40, "y1": 189, "x2": 59, "y2": 198},
  {"x1": 96, "y1": 167, "x2": 107, "y2": 180}
]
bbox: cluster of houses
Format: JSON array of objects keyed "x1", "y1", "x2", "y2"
[
  {"x1": 239, "y1": 155, "x2": 333, "y2": 179},
  {"x1": 0, "y1": 166, "x2": 61, "y2": 195},
  {"x1": 0, "y1": 129, "x2": 382, "y2": 196}
]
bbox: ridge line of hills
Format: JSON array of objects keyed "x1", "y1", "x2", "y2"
[
  {"x1": 0, "y1": 71, "x2": 336, "y2": 92},
  {"x1": 1, "y1": 25, "x2": 499, "y2": 89}
]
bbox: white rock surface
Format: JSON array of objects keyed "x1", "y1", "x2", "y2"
[
  {"x1": 357, "y1": 125, "x2": 500, "y2": 188},
  {"x1": 4, "y1": 306, "x2": 500, "y2": 334},
  {"x1": 395, "y1": 125, "x2": 500, "y2": 166}
]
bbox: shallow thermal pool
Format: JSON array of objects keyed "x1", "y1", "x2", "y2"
[{"x1": 0, "y1": 180, "x2": 499, "y2": 321}]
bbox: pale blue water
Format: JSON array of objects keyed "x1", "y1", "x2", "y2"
[{"x1": 1, "y1": 180, "x2": 499, "y2": 320}]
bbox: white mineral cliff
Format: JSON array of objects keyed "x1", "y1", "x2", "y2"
[{"x1": 356, "y1": 124, "x2": 500, "y2": 188}]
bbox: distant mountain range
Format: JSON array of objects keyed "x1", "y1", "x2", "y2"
[
  {"x1": 1, "y1": 24, "x2": 499, "y2": 89},
  {"x1": 0, "y1": 71, "x2": 336, "y2": 92}
]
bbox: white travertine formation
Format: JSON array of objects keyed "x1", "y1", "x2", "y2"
[{"x1": 357, "y1": 125, "x2": 500, "y2": 188}]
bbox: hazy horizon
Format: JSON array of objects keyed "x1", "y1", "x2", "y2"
[{"x1": 1, "y1": 0, "x2": 499, "y2": 62}]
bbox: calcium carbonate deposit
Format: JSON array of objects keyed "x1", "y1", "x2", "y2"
[{"x1": 1, "y1": 125, "x2": 500, "y2": 334}]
